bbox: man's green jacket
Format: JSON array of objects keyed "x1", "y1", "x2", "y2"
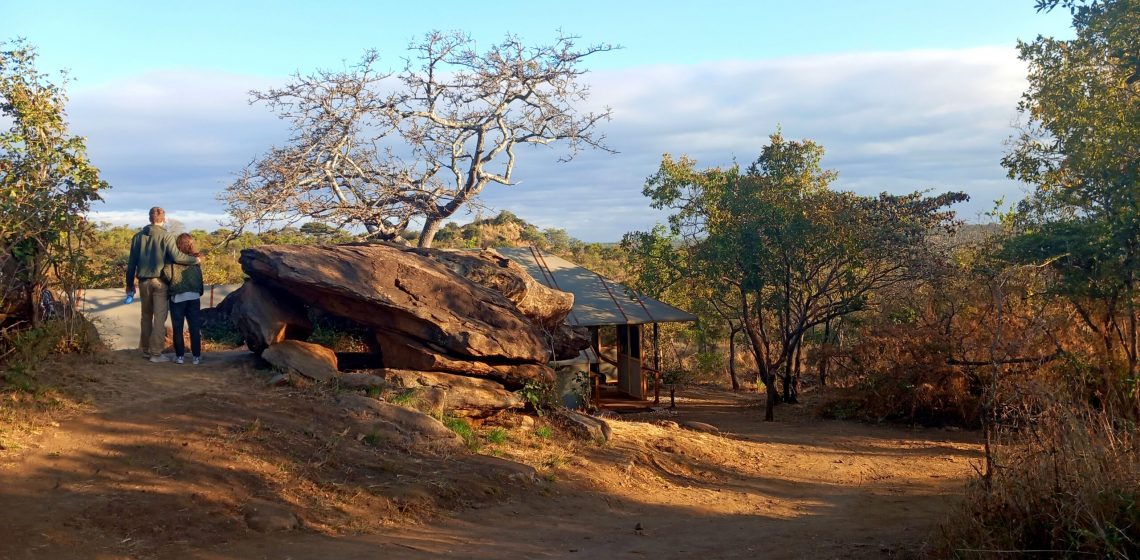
[{"x1": 125, "y1": 224, "x2": 198, "y2": 290}]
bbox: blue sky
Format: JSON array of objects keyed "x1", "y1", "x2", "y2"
[{"x1": 8, "y1": 1, "x2": 1074, "y2": 240}]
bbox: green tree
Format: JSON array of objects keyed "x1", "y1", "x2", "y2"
[
  {"x1": 1002, "y1": 0, "x2": 1140, "y2": 397},
  {"x1": 1, "y1": 39, "x2": 108, "y2": 326},
  {"x1": 635, "y1": 133, "x2": 966, "y2": 420}
]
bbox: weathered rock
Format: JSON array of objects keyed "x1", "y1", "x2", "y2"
[
  {"x1": 262, "y1": 340, "x2": 338, "y2": 382},
  {"x1": 380, "y1": 368, "x2": 525, "y2": 417},
  {"x1": 374, "y1": 330, "x2": 553, "y2": 388},
  {"x1": 240, "y1": 244, "x2": 547, "y2": 363},
  {"x1": 243, "y1": 500, "x2": 299, "y2": 533},
  {"x1": 465, "y1": 454, "x2": 537, "y2": 483},
  {"x1": 338, "y1": 393, "x2": 463, "y2": 450},
  {"x1": 552, "y1": 408, "x2": 612, "y2": 443},
  {"x1": 231, "y1": 281, "x2": 312, "y2": 354},
  {"x1": 337, "y1": 372, "x2": 387, "y2": 391},
  {"x1": 548, "y1": 323, "x2": 591, "y2": 361},
  {"x1": 413, "y1": 248, "x2": 574, "y2": 330},
  {"x1": 681, "y1": 421, "x2": 720, "y2": 434}
]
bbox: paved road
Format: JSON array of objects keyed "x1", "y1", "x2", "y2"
[{"x1": 80, "y1": 284, "x2": 241, "y2": 350}]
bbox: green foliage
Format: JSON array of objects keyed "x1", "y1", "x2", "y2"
[
  {"x1": 1, "y1": 39, "x2": 109, "y2": 329},
  {"x1": 0, "y1": 315, "x2": 100, "y2": 388},
  {"x1": 199, "y1": 317, "x2": 244, "y2": 348},
  {"x1": 1001, "y1": 0, "x2": 1140, "y2": 406},
  {"x1": 80, "y1": 223, "x2": 355, "y2": 288},
  {"x1": 516, "y1": 379, "x2": 557, "y2": 414},
  {"x1": 389, "y1": 389, "x2": 418, "y2": 406},
  {"x1": 628, "y1": 132, "x2": 966, "y2": 418},
  {"x1": 533, "y1": 425, "x2": 553, "y2": 439},
  {"x1": 485, "y1": 427, "x2": 509, "y2": 445},
  {"x1": 442, "y1": 415, "x2": 479, "y2": 450},
  {"x1": 308, "y1": 322, "x2": 370, "y2": 353}
]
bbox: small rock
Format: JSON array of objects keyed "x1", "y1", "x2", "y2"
[
  {"x1": 266, "y1": 373, "x2": 288, "y2": 387},
  {"x1": 262, "y1": 340, "x2": 338, "y2": 383},
  {"x1": 518, "y1": 415, "x2": 536, "y2": 430},
  {"x1": 553, "y1": 408, "x2": 611, "y2": 443},
  {"x1": 338, "y1": 372, "x2": 387, "y2": 391},
  {"x1": 467, "y1": 454, "x2": 538, "y2": 483},
  {"x1": 681, "y1": 421, "x2": 720, "y2": 434},
  {"x1": 243, "y1": 501, "x2": 299, "y2": 533},
  {"x1": 654, "y1": 420, "x2": 680, "y2": 430}
]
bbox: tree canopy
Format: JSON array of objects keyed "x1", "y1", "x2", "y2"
[
  {"x1": 1002, "y1": 0, "x2": 1140, "y2": 388},
  {"x1": 627, "y1": 133, "x2": 966, "y2": 419},
  {"x1": 1, "y1": 39, "x2": 108, "y2": 327},
  {"x1": 223, "y1": 31, "x2": 615, "y2": 248}
]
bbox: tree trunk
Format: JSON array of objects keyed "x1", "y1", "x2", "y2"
[
  {"x1": 743, "y1": 321, "x2": 777, "y2": 421},
  {"x1": 781, "y1": 334, "x2": 800, "y2": 404},
  {"x1": 418, "y1": 218, "x2": 443, "y2": 248},
  {"x1": 790, "y1": 336, "x2": 803, "y2": 404},
  {"x1": 763, "y1": 367, "x2": 777, "y2": 421},
  {"x1": 818, "y1": 319, "x2": 832, "y2": 387},
  {"x1": 728, "y1": 324, "x2": 741, "y2": 391}
]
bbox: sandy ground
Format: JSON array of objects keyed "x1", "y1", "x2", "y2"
[
  {"x1": 79, "y1": 285, "x2": 240, "y2": 350},
  {"x1": 0, "y1": 350, "x2": 981, "y2": 560}
]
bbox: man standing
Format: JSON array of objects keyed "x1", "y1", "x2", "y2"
[{"x1": 125, "y1": 207, "x2": 199, "y2": 363}]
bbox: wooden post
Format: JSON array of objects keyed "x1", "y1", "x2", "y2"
[
  {"x1": 589, "y1": 326, "x2": 601, "y2": 405},
  {"x1": 653, "y1": 323, "x2": 661, "y2": 405}
]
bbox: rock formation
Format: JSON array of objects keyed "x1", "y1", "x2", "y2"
[{"x1": 215, "y1": 242, "x2": 604, "y2": 438}]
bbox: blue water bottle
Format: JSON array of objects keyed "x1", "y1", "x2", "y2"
[{"x1": 124, "y1": 292, "x2": 135, "y2": 304}]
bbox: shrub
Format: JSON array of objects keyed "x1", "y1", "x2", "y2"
[
  {"x1": 1, "y1": 316, "x2": 101, "y2": 389},
  {"x1": 939, "y1": 404, "x2": 1140, "y2": 558},
  {"x1": 816, "y1": 324, "x2": 980, "y2": 427}
]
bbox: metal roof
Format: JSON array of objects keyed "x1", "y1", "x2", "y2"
[{"x1": 496, "y1": 247, "x2": 697, "y2": 328}]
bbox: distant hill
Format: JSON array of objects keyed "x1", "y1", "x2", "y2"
[{"x1": 430, "y1": 211, "x2": 630, "y2": 281}]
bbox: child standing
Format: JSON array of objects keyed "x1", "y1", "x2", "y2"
[{"x1": 165, "y1": 233, "x2": 205, "y2": 364}]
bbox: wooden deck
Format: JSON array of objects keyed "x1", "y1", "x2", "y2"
[{"x1": 594, "y1": 383, "x2": 656, "y2": 413}]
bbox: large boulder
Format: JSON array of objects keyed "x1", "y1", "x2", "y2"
[
  {"x1": 548, "y1": 323, "x2": 592, "y2": 361},
  {"x1": 240, "y1": 244, "x2": 547, "y2": 364},
  {"x1": 231, "y1": 281, "x2": 312, "y2": 354},
  {"x1": 380, "y1": 368, "x2": 525, "y2": 417},
  {"x1": 374, "y1": 330, "x2": 553, "y2": 388},
  {"x1": 413, "y1": 248, "x2": 574, "y2": 330},
  {"x1": 262, "y1": 340, "x2": 338, "y2": 383}
]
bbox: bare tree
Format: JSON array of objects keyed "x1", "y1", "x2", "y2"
[{"x1": 223, "y1": 31, "x2": 615, "y2": 247}]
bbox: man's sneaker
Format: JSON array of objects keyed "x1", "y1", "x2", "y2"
[
  {"x1": 192, "y1": 356, "x2": 201, "y2": 365},
  {"x1": 141, "y1": 352, "x2": 150, "y2": 359},
  {"x1": 149, "y1": 354, "x2": 171, "y2": 363},
  {"x1": 174, "y1": 356, "x2": 184, "y2": 365}
]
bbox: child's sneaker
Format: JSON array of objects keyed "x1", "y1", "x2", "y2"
[
  {"x1": 192, "y1": 356, "x2": 201, "y2": 365},
  {"x1": 174, "y1": 356, "x2": 184, "y2": 365}
]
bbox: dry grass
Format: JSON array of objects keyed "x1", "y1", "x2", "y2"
[{"x1": 939, "y1": 405, "x2": 1140, "y2": 558}]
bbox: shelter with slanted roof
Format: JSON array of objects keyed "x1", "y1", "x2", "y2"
[{"x1": 497, "y1": 247, "x2": 697, "y2": 407}]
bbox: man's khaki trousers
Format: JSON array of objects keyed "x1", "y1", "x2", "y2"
[{"x1": 138, "y1": 278, "x2": 169, "y2": 356}]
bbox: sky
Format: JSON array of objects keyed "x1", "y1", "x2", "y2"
[{"x1": 7, "y1": 1, "x2": 1075, "y2": 241}]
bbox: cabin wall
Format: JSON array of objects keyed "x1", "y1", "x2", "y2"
[{"x1": 616, "y1": 324, "x2": 645, "y2": 399}]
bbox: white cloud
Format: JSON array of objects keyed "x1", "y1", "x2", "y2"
[
  {"x1": 89, "y1": 209, "x2": 231, "y2": 232},
  {"x1": 70, "y1": 47, "x2": 1032, "y2": 241}
]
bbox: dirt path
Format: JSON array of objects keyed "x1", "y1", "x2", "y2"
[{"x1": 0, "y1": 352, "x2": 980, "y2": 559}]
